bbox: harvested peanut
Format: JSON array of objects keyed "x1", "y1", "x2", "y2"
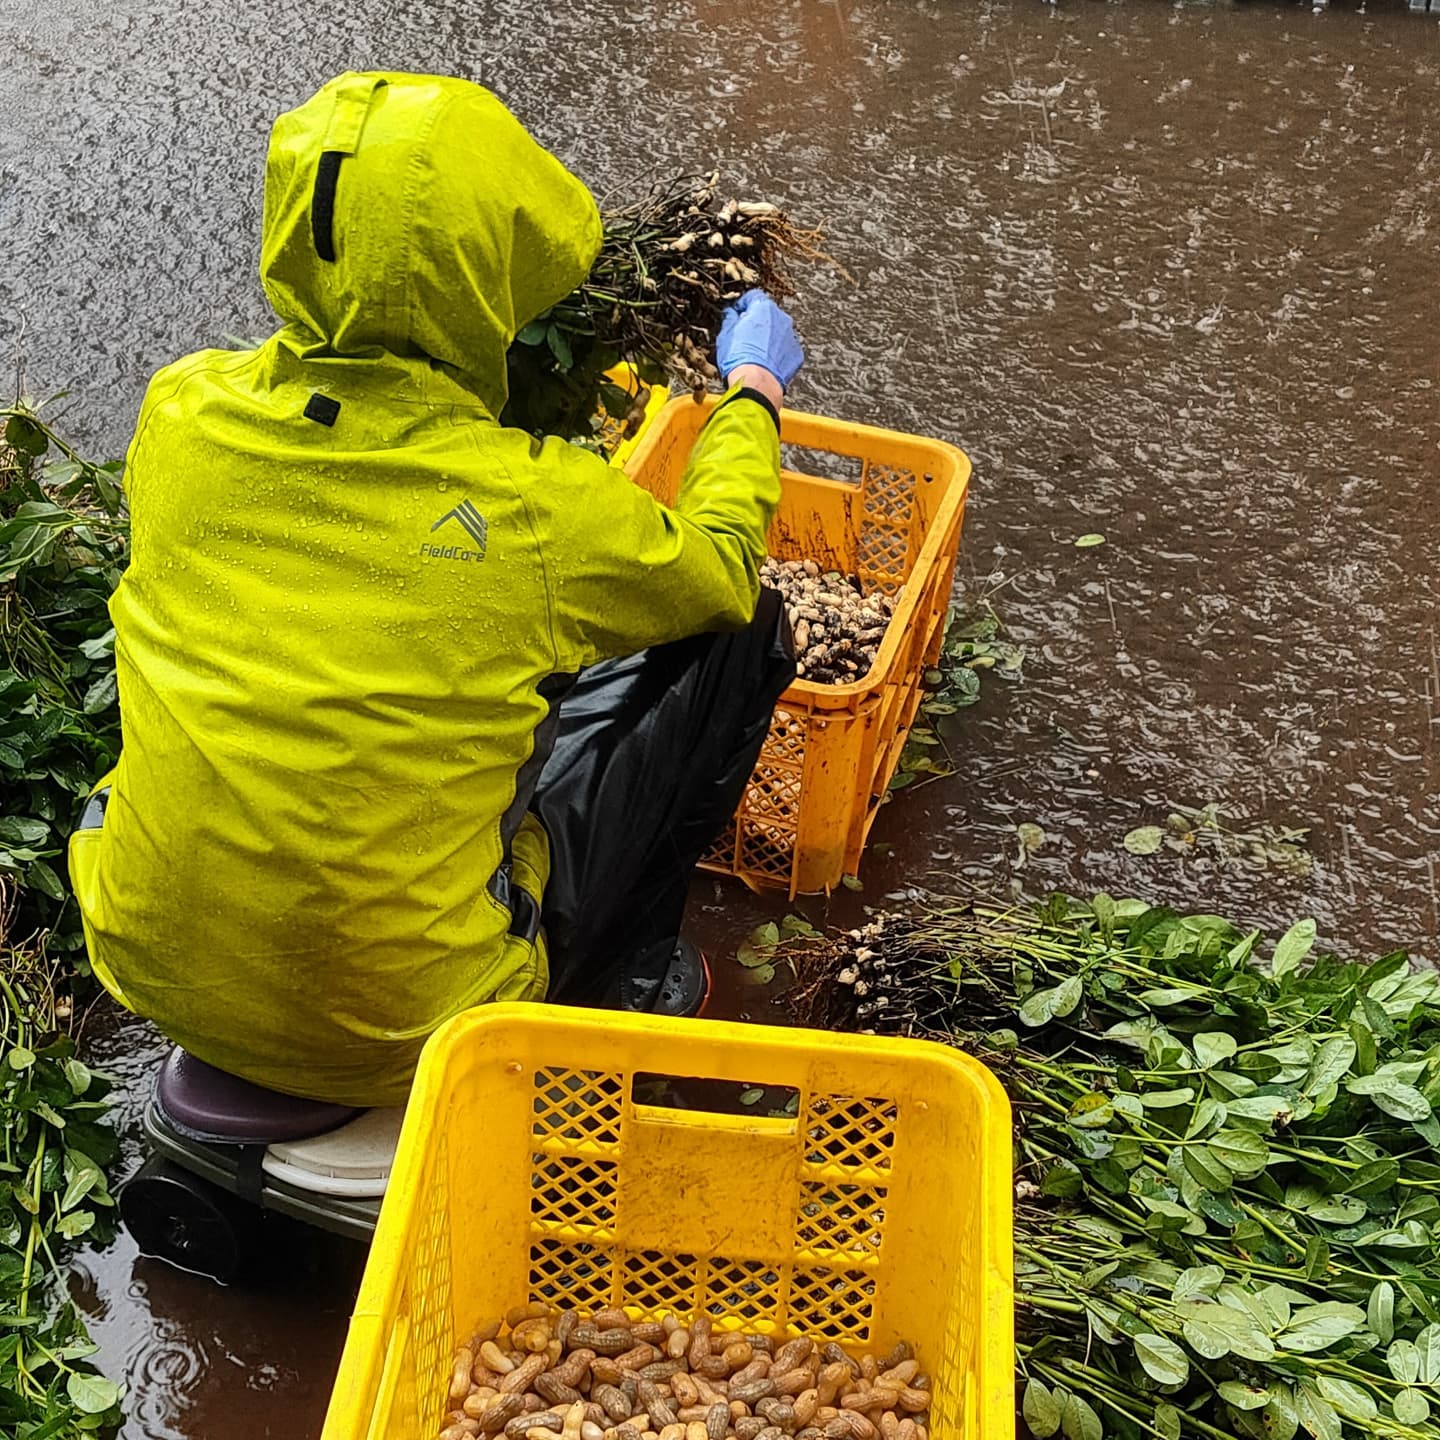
[
  {"x1": 592, "y1": 1358, "x2": 625, "y2": 1386},
  {"x1": 451, "y1": 1348, "x2": 477, "y2": 1401},
  {"x1": 500, "y1": 1354, "x2": 547, "y2": 1395},
  {"x1": 596, "y1": 1384, "x2": 632, "y2": 1423},
  {"x1": 896, "y1": 1389, "x2": 930, "y2": 1416},
  {"x1": 772, "y1": 1368, "x2": 814, "y2": 1397},
  {"x1": 470, "y1": 1394, "x2": 523, "y2": 1430},
  {"x1": 515, "y1": 1319, "x2": 554, "y2": 1354},
  {"x1": 444, "y1": 1311, "x2": 926, "y2": 1440},
  {"x1": 506, "y1": 1413, "x2": 560, "y2": 1440},
  {"x1": 731, "y1": 1379, "x2": 775, "y2": 1406},
  {"x1": 687, "y1": 1317, "x2": 713, "y2": 1370},
  {"x1": 771, "y1": 1339, "x2": 813, "y2": 1374},
  {"x1": 536, "y1": 1374, "x2": 583, "y2": 1407},
  {"x1": 638, "y1": 1380, "x2": 677, "y2": 1430},
  {"x1": 481, "y1": 1341, "x2": 516, "y2": 1375},
  {"x1": 879, "y1": 1359, "x2": 918, "y2": 1387},
  {"x1": 722, "y1": 1343, "x2": 753, "y2": 1373}
]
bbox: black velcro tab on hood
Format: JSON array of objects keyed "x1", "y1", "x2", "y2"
[{"x1": 311, "y1": 151, "x2": 344, "y2": 262}]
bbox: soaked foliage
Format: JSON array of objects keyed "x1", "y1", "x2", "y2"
[
  {"x1": 0, "y1": 884, "x2": 123, "y2": 1434},
  {"x1": 801, "y1": 897, "x2": 1440, "y2": 1440},
  {"x1": 0, "y1": 407, "x2": 126, "y2": 953},
  {"x1": 0, "y1": 407, "x2": 126, "y2": 1431}
]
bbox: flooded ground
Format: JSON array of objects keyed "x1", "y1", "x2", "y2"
[{"x1": 5, "y1": 0, "x2": 1440, "y2": 1433}]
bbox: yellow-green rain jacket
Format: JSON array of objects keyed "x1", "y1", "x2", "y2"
[{"x1": 70, "y1": 73, "x2": 780, "y2": 1106}]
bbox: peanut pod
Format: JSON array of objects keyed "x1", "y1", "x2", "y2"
[
  {"x1": 499, "y1": 1354, "x2": 547, "y2": 1396},
  {"x1": 506, "y1": 1412, "x2": 562, "y2": 1440}
]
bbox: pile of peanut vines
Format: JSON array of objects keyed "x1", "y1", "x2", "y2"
[{"x1": 801, "y1": 895, "x2": 1440, "y2": 1440}]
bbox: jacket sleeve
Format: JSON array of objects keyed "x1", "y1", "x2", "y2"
[{"x1": 533, "y1": 389, "x2": 782, "y2": 671}]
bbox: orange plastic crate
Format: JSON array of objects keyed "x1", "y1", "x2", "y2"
[{"x1": 623, "y1": 399, "x2": 972, "y2": 896}]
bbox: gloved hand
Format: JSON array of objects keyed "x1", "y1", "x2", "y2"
[{"x1": 716, "y1": 290, "x2": 805, "y2": 390}]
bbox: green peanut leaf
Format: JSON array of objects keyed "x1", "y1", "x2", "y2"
[
  {"x1": 1416, "y1": 1324, "x2": 1440, "y2": 1385},
  {"x1": 1219, "y1": 1382, "x2": 1270, "y2": 1411},
  {"x1": 1280, "y1": 1302, "x2": 1366, "y2": 1353},
  {"x1": 54, "y1": 1209, "x2": 94, "y2": 1239},
  {"x1": 1209, "y1": 1127, "x2": 1270, "y2": 1179},
  {"x1": 1123, "y1": 825, "x2": 1165, "y2": 856},
  {"x1": 1305, "y1": 1037, "x2": 1356, "y2": 1097},
  {"x1": 1139, "y1": 1087, "x2": 1195, "y2": 1109},
  {"x1": 1294, "y1": 1385, "x2": 1343, "y2": 1440},
  {"x1": 1315, "y1": 1378, "x2": 1377, "y2": 1423},
  {"x1": 1304, "y1": 1196, "x2": 1367, "y2": 1225},
  {"x1": 1346, "y1": 1074, "x2": 1433, "y2": 1122},
  {"x1": 1134, "y1": 1332, "x2": 1189, "y2": 1387},
  {"x1": 1394, "y1": 1391, "x2": 1430, "y2": 1426},
  {"x1": 1368, "y1": 1281, "x2": 1395, "y2": 1344},
  {"x1": 1388, "y1": 1339, "x2": 1421, "y2": 1385},
  {"x1": 66, "y1": 1373, "x2": 122, "y2": 1414},
  {"x1": 1173, "y1": 1266, "x2": 1224, "y2": 1302},
  {"x1": 1023, "y1": 1379, "x2": 1061, "y2": 1439},
  {"x1": 1271, "y1": 918, "x2": 1316, "y2": 978},
  {"x1": 1193, "y1": 1032, "x2": 1238, "y2": 1068},
  {"x1": 1020, "y1": 975, "x2": 1084, "y2": 1026},
  {"x1": 1182, "y1": 1144, "x2": 1233, "y2": 1193},
  {"x1": 1060, "y1": 1391, "x2": 1103, "y2": 1440}
]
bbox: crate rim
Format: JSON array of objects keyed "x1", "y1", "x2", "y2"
[{"x1": 344, "y1": 1002, "x2": 1011, "y2": 1317}]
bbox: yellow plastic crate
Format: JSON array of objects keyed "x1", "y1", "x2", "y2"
[
  {"x1": 321, "y1": 1004, "x2": 1013, "y2": 1440},
  {"x1": 623, "y1": 398, "x2": 971, "y2": 896}
]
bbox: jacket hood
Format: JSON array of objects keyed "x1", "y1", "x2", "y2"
[{"x1": 260, "y1": 72, "x2": 602, "y2": 414}]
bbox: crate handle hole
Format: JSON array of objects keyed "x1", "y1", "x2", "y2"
[
  {"x1": 779, "y1": 444, "x2": 863, "y2": 487},
  {"x1": 631, "y1": 1072, "x2": 801, "y2": 1127}
]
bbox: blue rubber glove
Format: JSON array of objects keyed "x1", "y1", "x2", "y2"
[{"x1": 716, "y1": 290, "x2": 805, "y2": 389}]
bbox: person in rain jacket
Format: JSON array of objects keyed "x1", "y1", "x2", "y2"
[{"x1": 69, "y1": 72, "x2": 801, "y2": 1106}]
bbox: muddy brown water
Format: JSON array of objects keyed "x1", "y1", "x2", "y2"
[{"x1": 5, "y1": 0, "x2": 1440, "y2": 1433}]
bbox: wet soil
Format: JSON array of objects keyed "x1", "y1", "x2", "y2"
[{"x1": 5, "y1": 0, "x2": 1440, "y2": 1434}]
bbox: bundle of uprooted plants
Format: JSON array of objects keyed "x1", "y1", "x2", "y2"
[
  {"x1": 794, "y1": 895, "x2": 1440, "y2": 1440},
  {"x1": 501, "y1": 173, "x2": 826, "y2": 448}
]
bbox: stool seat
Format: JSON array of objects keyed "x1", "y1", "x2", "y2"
[{"x1": 156, "y1": 1046, "x2": 363, "y2": 1144}]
